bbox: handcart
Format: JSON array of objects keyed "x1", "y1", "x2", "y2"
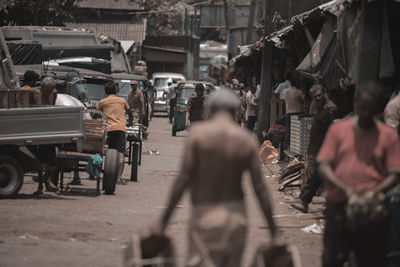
[{"x1": 57, "y1": 110, "x2": 120, "y2": 195}]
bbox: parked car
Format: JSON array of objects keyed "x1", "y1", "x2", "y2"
[
  {"x1": 113, "y1": 73, "x2": 153, "y2": 127},
  {"x1": 151, "y1": 72, "x2": 186, "y2": 114}
]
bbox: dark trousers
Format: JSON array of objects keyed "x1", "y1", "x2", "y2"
[
  {"x1": 323, "y1": 202, "x2": 390, "y2": 267},
  {"x1": 107, "y1": 131, "x2": 126, "y2": 153},
  {"x1": 300, "y1": 156, "x2": 321, "y2": 204},
  {"x1": 246, "y1": 115, "x2": 257, "y2": 131},
  {"x1": 169, "y1": 98, "x2": 176, "y2": 122}
]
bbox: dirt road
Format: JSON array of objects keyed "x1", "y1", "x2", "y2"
[{"x1": 0, "y1": 117, "x2": 323, "y2": 267}]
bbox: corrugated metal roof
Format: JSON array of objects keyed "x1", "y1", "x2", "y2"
[
  {"x1": 65, "y1": 19, "x2": 146, "y2": 42},
  {"x1": 76, "y1": 0, "x2": 144, "y2": 10}
]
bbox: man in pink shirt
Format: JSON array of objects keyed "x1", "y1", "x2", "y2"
[{"x1": 318, "y1": 82, "x2": 400, "y2": 267}]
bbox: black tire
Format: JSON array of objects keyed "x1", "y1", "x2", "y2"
[
  {"x1": 103, "y1": 149, "x2": 119, "y2": 195},
  {"x1": 130, "y1": 144, "x2": 139, "y2": 182},
  {"x1": 0, "y1": 156, "x2": 24, "y2": 197},
  {"x1": 172, "y1": 126, "x2": 177, "y2": 136}
]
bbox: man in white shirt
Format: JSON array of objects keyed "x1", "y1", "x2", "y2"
[{"x1": 245, "y1": 86, "x2": 258, "y2": 131}]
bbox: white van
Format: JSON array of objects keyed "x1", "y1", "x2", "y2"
[{"x1": 151, "y1": 72, "x2": 186, "y2": 113}]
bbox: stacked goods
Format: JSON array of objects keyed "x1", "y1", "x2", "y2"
[{"x1": 134, "y1": 61, "x2": 148, "y2": 77}]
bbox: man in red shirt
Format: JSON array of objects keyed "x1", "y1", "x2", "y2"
[{"x1": 318, "y1": 82, "x2": 400, "y2": 267}]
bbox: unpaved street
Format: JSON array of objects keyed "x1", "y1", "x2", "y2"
[{"x1": 0, "y1": 117, "x2": 323, "y2": 267}]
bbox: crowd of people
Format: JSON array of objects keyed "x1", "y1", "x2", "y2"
[
  {"x1": 152, "y1": 76, "x2": 400, "y2": 267},
  {"x1": 21, "y1": 68, "x2": 400, "y2": 266}
]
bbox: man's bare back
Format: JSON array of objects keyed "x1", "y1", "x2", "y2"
[
  {"x1": 154, "y1": 90, "x2": 276, "y2": 267},
  {"x1": 183, "y1": 112, "x2": 259, "y2": 204}
]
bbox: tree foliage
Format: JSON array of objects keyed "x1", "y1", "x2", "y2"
[
  {"x1": 141, "y1": 0, "x2": 186, "y2": 36},
  {"x1": 0, "y1": 0, "x2": 78, "y2": 26},
  {"x1": 0, "y1": 0, "x2": 188, "y2": 36}
]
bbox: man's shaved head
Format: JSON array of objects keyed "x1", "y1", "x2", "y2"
[
  {"x1": 41, "y1": 76, "x2": 56, "y2": 96},
  {"x1": 205, "y1": 89, "x2": 241, "y2": 114}
]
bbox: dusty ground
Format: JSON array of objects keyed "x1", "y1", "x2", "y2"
[{"x1": 0, "y1": 117, "x2": 324, "y2": 267}]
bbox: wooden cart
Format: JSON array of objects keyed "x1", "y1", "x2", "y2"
[{"x1": 58, "y1": 110, "x2": 121, "y2": 195}]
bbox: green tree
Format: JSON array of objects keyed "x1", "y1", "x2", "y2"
[
  {"x1": 142, "y1": 0, "x2": 186, "y2": 36},
  {"x1": 0, "y1": 0, "x2": 78, "y2": 26}
]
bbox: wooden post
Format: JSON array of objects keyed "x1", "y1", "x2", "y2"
[
  {"x1": 246, "y1": 0, "x2": 257, "y2": 44},
  {"x1": 356, "y1": 0, "x2": 384, "y2": 87},
  {"x1": 257, "y1": 0, "x2": 276, "y2": 143},
  {"x1": 185, "y1": 8, "x2": 188, "y2": 36}
]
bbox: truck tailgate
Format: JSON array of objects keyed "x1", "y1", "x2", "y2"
[{"x1": 0, "y1": 106, "x2": 85, "y2": 146}]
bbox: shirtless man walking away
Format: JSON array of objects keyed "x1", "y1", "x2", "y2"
[{"x1": 156, "y1": 89, "x2": 277, "y2": 267}]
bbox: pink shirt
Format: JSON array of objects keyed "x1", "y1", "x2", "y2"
[{"x1": 318, "y1": 118, "x2": 400, "y2": 203}]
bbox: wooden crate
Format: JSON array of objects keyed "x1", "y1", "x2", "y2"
[
  {"x1": 0, "y1": 89, "x2": 30, "y2": 108},
  {"x1": 83, "y1": 119, "x2": 106, "y2": 154}
]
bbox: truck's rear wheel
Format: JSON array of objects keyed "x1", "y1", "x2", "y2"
[
  {"x1": 0, "y1": 156, "x2": 23, "y2": 197},
  {"x1": 103, "y1": 149, "x2": 119, "y2": 195}
]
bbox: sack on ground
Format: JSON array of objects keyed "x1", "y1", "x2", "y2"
[{"x1": 259, "y1": 140, "x2": 279, "y2": 164}]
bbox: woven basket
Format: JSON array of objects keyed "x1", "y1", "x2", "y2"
[{"x1": 83, "y1": 119, "x2": 106, "y2": 154}]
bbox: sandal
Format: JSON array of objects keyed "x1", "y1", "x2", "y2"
[
  {"x1": 117, "y1": 179, "x2": 128, "y2": 185},
  {"x1": 45, "y1": 183, "x2": 59, "y2": 192}
]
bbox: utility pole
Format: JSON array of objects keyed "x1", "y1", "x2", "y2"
[
  {"x1": 257, "y1": 0, "x2": 275, "y2": 143},
  {"x1": 246, "y1": 0, "x2": 257, "y2": 44},
  {"x1": 223, "y1": 0, "x2": 231, "y2": 61}
]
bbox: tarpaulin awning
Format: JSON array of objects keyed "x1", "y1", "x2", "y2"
[{"x1": 296, "y1": 15, "x2": 338, "y2": 83}]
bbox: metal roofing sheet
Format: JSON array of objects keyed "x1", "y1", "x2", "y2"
[
  {"x1": 65, "y1": 19, "x2": 146, "y2": 42},
  {"x1": 76, "y1": 0, "x2": 144, "y2": 10}
]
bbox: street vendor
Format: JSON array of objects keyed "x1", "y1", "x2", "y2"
[
  {"x1": 318, "y1": 82, "x2": 400, "y2": 267},
  {"x1": 128, "y1": 80, "x2": 145, "y2": 124},
  {"x1": 293, "y1": 84, "x2": 337, "y2": 213},
  {"x1": 98, "y1": 82, "x2": 133, "y2": 186},
  {"x1": 274, "y1": 71, "x2": 291, "y2": 101},
  {"x1": 186, "y1": 83, "x2": 207, "y2": 124},
  {"x1": 282, "y1": 75, "x2": 304, "y2": 148},
  {"x1": 156, "y1": 89, "x2": 277, "y2": 267}
]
